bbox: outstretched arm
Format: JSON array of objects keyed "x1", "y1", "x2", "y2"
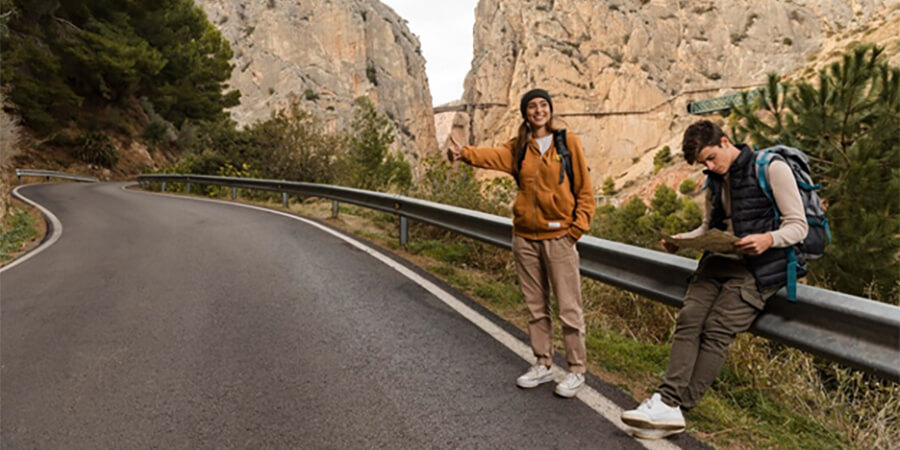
[{"x1": 448, "y1": 136, "x2": 517, "y2": 174}]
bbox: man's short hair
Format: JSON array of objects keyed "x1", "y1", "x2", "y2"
[{"x1": 682, "y1": 120, "x2": 726, "y2": 164}]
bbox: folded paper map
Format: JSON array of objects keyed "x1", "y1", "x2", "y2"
[{"x1": 659, "y1": 229, "x2": 740, "y2": 254}]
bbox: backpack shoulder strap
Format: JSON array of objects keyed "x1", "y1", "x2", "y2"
[
  {"x1": 553, "y1": 130, "x2": 575, "y2": 190},
  {"x1": 754, "y1": 149, "x2": 781, "y2": 221},
  {"x1": 553, "y1": 129, "x2": 577, "y2": 219},
  {"x1": 756, "y1": 148, "x2": 801, "y2": 302},
  {"x1": 554, "y1": 129, "x2": 569, "y2": 158}
]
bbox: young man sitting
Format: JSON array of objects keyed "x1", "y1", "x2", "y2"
[{"x1": 621, "y1": 120, "x2": 809, "y2": 439}]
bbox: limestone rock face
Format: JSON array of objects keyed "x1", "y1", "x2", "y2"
[
  {"x1": 195, "y1": 0, "x2": 438, "y2": 164},
  {"x1": 455, "y1": 0, "x2": 895, "y2": 196}
]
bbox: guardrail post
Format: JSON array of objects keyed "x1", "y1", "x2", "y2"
[
  {"x1": 231, "y1": 187, "x2": 237, "y2": 200},
  {"x1": 332, "y1": 200, "x2": 339, "y2": 218},
  {"x1": 400, "y1": 216, "x2": 409, "y2": 247},
  {"x1": 282, "y1": 192, "x2": 288, "y2": 208},
  {"x1": 161, "y1": 181, "x2": 167, "y2": 192},
  {"x1": 45, "y1": 176, "x2": 50, "y2": 182},
  {"x1": 186, "y1": 182, "x2": 191, "y2": 194},
  {"x1": 16, "y1": 174, "x2": 21, "y2": 185}
]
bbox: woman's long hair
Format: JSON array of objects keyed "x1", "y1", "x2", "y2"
[{"x1": 512, "y1": 116, "x2": 567, "y2": 179}]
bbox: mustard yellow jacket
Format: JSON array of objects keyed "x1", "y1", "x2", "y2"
[{"x1": 461, "y1": 132, "x2": 595, "y2": 240}]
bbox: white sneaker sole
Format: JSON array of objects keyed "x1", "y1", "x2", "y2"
[
  {"x1": 629, "y1": 427, "x2": 685, "y2": 440},
  {"x1": 516, "y1": 374, "x2": 554, "y2": 389},
  {"x1": 553, "y1": 382, "x2": 584, "y2": 398},
  {"x1": 621, "y1": 413, "x2": 685, "y2": 430}
]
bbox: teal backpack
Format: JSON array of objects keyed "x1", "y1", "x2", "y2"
[{"x1": 754, "y1": 145, "x2": 832, "y2": 301}]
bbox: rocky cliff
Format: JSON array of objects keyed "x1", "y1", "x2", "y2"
[
  {"x1": 445, "y1": 0, "x2": 897, "y2": 197},
  {"x1": 195, "y1": 0, "x2": 438, "y2": 164}
]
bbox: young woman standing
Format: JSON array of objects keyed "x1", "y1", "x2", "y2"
[{"x1": 447, "y1": 89, "x2": 595, "y2": 397}]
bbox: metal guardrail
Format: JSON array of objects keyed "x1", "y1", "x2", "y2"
[
  {"x1": 137, "y1": 173, "x2": 900, "y2": 381},
  {"x1": 16, "y1": 169, "x2": 98, "y2": 184}
]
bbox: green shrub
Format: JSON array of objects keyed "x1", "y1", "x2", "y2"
[
  {"x1": 590, "y1": 185, "x2": 702, "y2": 255},
  {"x1": 339, "y1": 96, "x2": 410, "y2": 191},
  {"x1": 653, "y1": 145, "x2": 671, "y2": 173},
  {"x1": 412, "y1": 154, "x2": 515, "y2": 217},
  {"x1": 175, "y1": 121, "x2": 200, "y2": 152},
  {"x1": 366, "y1": 64, "x2": 377, "y2": 85},
  {"x1": 602, "y1": 176, "x2": 616, "y2": 196},
  {"x1": 303, "y1": 89, "x2": 320, "y2": 101},
  {"x1": 143, "y1": 120, "x2": 169, "y2": 144},
  {"x1": 74, "y1": 131, "x2": 118, "y2": 168},
  {"x1": 679, "y1": 178, "x2": 697, "y2": 195}
]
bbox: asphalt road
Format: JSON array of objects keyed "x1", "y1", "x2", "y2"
[{"x1": 1, "y1": 182, "x2": 706, "y2": 449}]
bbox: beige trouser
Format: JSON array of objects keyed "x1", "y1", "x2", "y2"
[{"x1": 512, "y1": 234, "x2": 586, "y2": 373}]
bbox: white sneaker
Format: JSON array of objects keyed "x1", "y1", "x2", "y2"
[
  {"x1": 516, "y1": 365, "x2": 553, "y2": 388},
  {"x1": 553, "y1": 372, "x2": 585, "y2": 398},
  {"x1": 620, "y1": 393, "x2": 686, "y2": 430},
  {"x1": 629, "y1": 426, "x2": 685, "y2": 440}
]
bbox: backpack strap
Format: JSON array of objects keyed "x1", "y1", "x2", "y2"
[
  {"x1": 786, "y1": 247, "x2": 799, "y2": 302},
  {"x1": 823, "y1": 217, "x2": 833, "y2": 242},
  {"x1": 756, "y1": 149, "x2": 801, "y2": 301},
  {"x1": 553, "y1": 130, "x2": 575, "y2": 191},
  {"x1": 553, "y1": 129, "x2": 577, "y2": 219},
  {"x1": 755, "y1": 150, "x2": 781, "y2": 222}
]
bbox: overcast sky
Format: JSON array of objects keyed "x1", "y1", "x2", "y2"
[{"x1": 381, "y1": 0, "x2": 480, "y2": 106}]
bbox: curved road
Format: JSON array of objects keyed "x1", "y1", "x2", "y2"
[{"x1": 1, "y1": 183, "x2": 707, "y2": 449}]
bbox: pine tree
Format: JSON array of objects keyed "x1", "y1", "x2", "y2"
[
  {"x1": 342, "y1": 97, "x2": 411, "y2": 192},
  {"x1": 730, "y1": 45, "x2": 899, "y2": 300},
  {"x1": 602, "y1": 176, "x2": 616, "y2": 196},
  {"x1": 1, "y1": 0, "x2": 238, "y2": 133}
]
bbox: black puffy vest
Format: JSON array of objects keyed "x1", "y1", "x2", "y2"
[{"x1": 706, "y1": 145, "x2": 807, "y2": 291}]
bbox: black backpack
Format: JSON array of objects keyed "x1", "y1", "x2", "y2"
[{"x1": 514, "y1": 129, "x2": 577, "y2": 218}]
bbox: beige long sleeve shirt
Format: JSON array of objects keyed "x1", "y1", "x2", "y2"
[{"x1": 681, "y1": 160, "x2": 808, "y2": 248}]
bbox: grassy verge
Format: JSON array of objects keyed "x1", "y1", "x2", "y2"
[
  {"x1": 154, "y1": 190, "x2": 898, "y2": 449},
  {"x1": 0, "y1": 202, "x2": 42, "y2": 265}
]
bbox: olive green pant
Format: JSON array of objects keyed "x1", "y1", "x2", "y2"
[{"x1": 659, "y1": 256, "x2": 778, "y2": 409}]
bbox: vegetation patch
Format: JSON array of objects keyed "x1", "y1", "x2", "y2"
[
  {"x1": 679, "y1": 178, "x2": 697, "y2": 195},
  {"x1": 0, "y1": 204, "x2": 39, "y2": 263},
  {"x1": 74, "y1": 131, "x2": 119, "y2": 168},
  {"x1": 729, "y1": 45, "x2": 899, "y2": 301},
  {"x1": 653, "y1": 145, "x2": 672, "y2": 173}
]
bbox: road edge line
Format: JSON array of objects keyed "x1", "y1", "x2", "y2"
[{"x1": 1, "y1": 185, "x2": 64, "y2": 274}]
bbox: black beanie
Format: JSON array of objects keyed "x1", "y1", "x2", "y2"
[{"x1": 520, "y1": 89, "x2": 553, "y2": 119}]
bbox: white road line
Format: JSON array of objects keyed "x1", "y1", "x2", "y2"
[
  {"x1": 125, "y1": 186, "x2": 684, "y2": 449},
  {"x1": 0, "y1": 185, "x2": 64, "y2": 274}
]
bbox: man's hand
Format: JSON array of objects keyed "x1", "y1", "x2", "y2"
[
  {"x1": 446, "y1": 136, "x2": 462, "y2": 162},
  {"x1": 734, "y1": 233, "x2": 774, "y2": 255}
]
